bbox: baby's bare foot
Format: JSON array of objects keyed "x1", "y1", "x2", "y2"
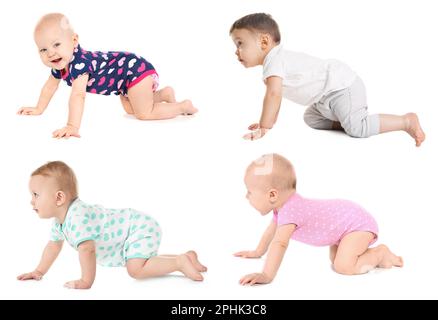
[
  {"x1": 185, "y1": 250, "x2": 207, "y2": 272},
  {"x1": 404, "y1": 113, "x2": 425, "y2": 147},
  {"x1": 181, "y1": 100, "x2": 198, "y2": 115},
  {"x1": 377, "y1": 245, "x2": 404, "y2": 268},
  {"x1": 176, "y1": 254, "x2": 203, "y2": 281}
]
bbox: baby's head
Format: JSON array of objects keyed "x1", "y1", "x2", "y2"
[
  {"x1": 230, "y1": 13, "x2": 281, "y2": 68},
  {"x1": 29, "y1": 161, "x2": 78, "y2": 219},
  {"x1": 244, "y1": 153, "x2": 296, "y2": 215},
  {"x1": 34, "y1": 13, "x2": 78, "y2": 70}
]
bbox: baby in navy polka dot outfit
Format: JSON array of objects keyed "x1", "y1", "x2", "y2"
[
  {"x1": 17, "y1": 161, "x2": 207, "y2": 289},
  {"x1": 235, "y1": 153, "x2": 403, "y2": 285},
  {"x1": 18, "y1": 13, "x2": 198, "y2": 139}
]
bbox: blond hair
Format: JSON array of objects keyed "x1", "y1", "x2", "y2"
[
  {"x1": 249, "y1": 153, "x2": 296, "y2": 190},
  {"x1": 31, "y1": 161, "x2": 78, "y2": 199},
  {"x1": 34, "y1": 13, "x2": 74, "y2": 36}
]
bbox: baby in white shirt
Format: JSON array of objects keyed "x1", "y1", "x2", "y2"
[{"x1": 230, "y1": 13, "x2": 425, "y2": 146}]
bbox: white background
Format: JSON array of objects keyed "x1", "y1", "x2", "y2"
[{"x1": 0, "y1": 0, "x2": 437, "y2": 300}]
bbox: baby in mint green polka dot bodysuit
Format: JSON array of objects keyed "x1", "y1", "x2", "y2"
[
  {"x1": 51, "y1": 198, "x2": 162, "y2": 267},
  {"x1": 18, "y1": 161, "x2": 207, "y2": 289}
]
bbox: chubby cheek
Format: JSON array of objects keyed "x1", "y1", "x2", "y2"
[
  {"x1": 63, "y1": 50, "x2": 73, "y2": 61},
  {"x1": 249, "y1": 197, "x2": 262, "y2": 211},
  {"x1": 247, "y1": 196, "x2": 256, "y2": 208},
  {"x1": 38, "y1": 208, "x2": 50, "y2": 218},
  {"x1": 40, "y1": 56, "x2": 50, "y2": 66},
  {"x1": 259, "y1": 199, "x2": 271, "y2": 214}
]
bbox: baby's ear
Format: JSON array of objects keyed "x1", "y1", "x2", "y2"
[
  {"x1": 269, "y1": 189, "x2": 279, "y2": 203},
  {"x1": 56, "y1": 191, "x2": 66, "y2": 206},
  {"x1": 73, "y1": 33, "x2": 79, "y2": 46},
  {"x1": 260, "y1": 34, "x2": 270, "y2": 49}
]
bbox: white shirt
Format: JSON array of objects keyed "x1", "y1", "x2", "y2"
[{"x1": 263, "y1": 45, "x2": 357, "y2": 106}]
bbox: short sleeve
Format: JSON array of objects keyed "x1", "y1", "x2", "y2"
[
  {"x1": 69, "y1": 57, "x2": 93, "y2": 81},
  {"x1": 67, "y1": 210, "x2": 100, "y2": 248},
  {"x1": 51, "y1": 68, "x2": 62, "y2": 79},
  {"x1": 263, "y1": 53, "x2": 285, "y2": 81},
  {"x1": 277, "y1": 206, "x2": 303, "y2": 227},
  {"x1": 49, "y1": 220, "x2": 65, "y2": 242}
]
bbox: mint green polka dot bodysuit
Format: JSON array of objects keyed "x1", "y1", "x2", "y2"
[{"x1": 50, "y1": 198, "x2": 162, "y2": 267}]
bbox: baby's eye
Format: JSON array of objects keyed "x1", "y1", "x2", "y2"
[
  {"x1": 33, "y1": 192, "x2": 39, "y2": 198},
  {"x1": 39, "y1": 48, "x2": 47, "y2": 53},
  {"x1": 54, "y1": 43, "x2": 61, "y2": 48}
]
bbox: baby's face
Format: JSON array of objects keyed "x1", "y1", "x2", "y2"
[
  {"x1": 34, "y1": 24, "x2": 77, "y2": 70},
  {"x1": 244, "y1": 171, "x2": 273, "y2": 215},
  {"x1": 231, "y1": 28, "x2": 265, "y2": 68},
  {"x1": 28, "y1": 175, "x2": 60, "y2": 219}
]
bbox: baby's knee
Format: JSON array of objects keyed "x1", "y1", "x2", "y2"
[
  {"x1": 126, "y1": 266, "x2": 142, "y2": 279},
  {"x1": 333, "y1": 261, "x2": 356, "y2": 275},
  {"x1": 344, "y1": 125, "x2": 369, "y2": 138},
  {"x1": 134, "y1": 112, "x2": 155, "y2": 121},
  {"x1": 303, "y1": 108, "x2": 333, "y2": 130},
  {"x1": 163, "y1": 86, "x2": 174, "y2": 96},
  {"x1": 343, "y1": 116, "x2": 379, "y2": 138},
  {"x1": 303, "y1": 109, "x2": 317, "y2": 127}
]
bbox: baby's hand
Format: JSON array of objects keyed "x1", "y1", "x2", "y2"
[
  {"x1": 234, "y1": 250, "x2": 262, "y2": 258},
  {"x1": 64, "y1": 279, "x2": 92, "y2": 289},
  {"x1": 239, "y1": 272, "x2": 272, "y2": 286},
  {"x1": 52, "y1": 125, "x2": 81, "y2": 139},
  {"x1": 243, "y1": 123, "x2": 269, "y2": 141},
  {"x1": 17, "y1": 106, "x2": 43, "y2": 116},
  {"x1": 17, "y1": 270, "x2": 44, "y2": 281}
]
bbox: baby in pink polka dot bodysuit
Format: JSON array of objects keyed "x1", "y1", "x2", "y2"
[
  {"x1": 18, "y1": 13, "x2": 198, "y2": 139},
  {"x1": 236, "y1": 153, "x2": 403, "y2": 286}
]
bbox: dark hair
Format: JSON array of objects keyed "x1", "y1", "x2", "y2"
[{"x1": 230, "y1": 13, "x2": 281, "y2": 43}]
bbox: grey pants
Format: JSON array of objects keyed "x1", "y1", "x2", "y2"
[{"x1": 303, "y1": 77, "x2": 379, "y2": 138}]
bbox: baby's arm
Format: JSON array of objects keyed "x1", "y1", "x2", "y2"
[
  {"x1": 234, "y1": 220, "x2": 277, "y2": 258},
  {"x1": 64, "y1": 240, "x2": 96, "y2": 289},
  {"x1": 243, "y1": 76, "x2": 283, "y2": 140},
  {"x1": 17, "y1": 75, "x2": 60, "y2": 115},
  {"x1": 239, "y1": 223, "x2": 296, "y2": 285},
  {"x1": 17, "y1": 240, "x2": 63, "y2": 281},
  {"x1": 52, "y1": 74, "x2": 89, "y2": 139}
]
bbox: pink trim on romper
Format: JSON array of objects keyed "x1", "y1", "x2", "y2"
[
  {"x1": 61, "y1": 67, "x2": 69, "y2": 80},
  {"x1": 127, "y1": 70, "x2": 158, "y2": 90}
]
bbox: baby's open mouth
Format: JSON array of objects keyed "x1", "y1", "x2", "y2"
[{"x1": 51, "y1": 58, "x2": 62, "y2": 63}]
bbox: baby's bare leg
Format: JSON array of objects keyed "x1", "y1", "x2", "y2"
[
  {"x1": 333, "y1": 231, "x2": 403, "y2": 275},
  {"x1": 329, "y1": 245, "x2": 338, "y2": 264},
  {"x1": 153, "y1": 86, "x2": 176, "y2": 103},
  {"x1": 153, "y1": 251, "x2": 207, "y2": 272},
  {"x1": 128, "y1": 77, "x2": 197, "y2": 120},
  {"x1": 126, "y1": 254, "x2": 203, "y2": 281},
  {"x1": 379, "y1": 113, "x2": 425, "y2": 147},
  {"x1": 120, "y1": 95, "x2": 134, "y2": 114}
]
